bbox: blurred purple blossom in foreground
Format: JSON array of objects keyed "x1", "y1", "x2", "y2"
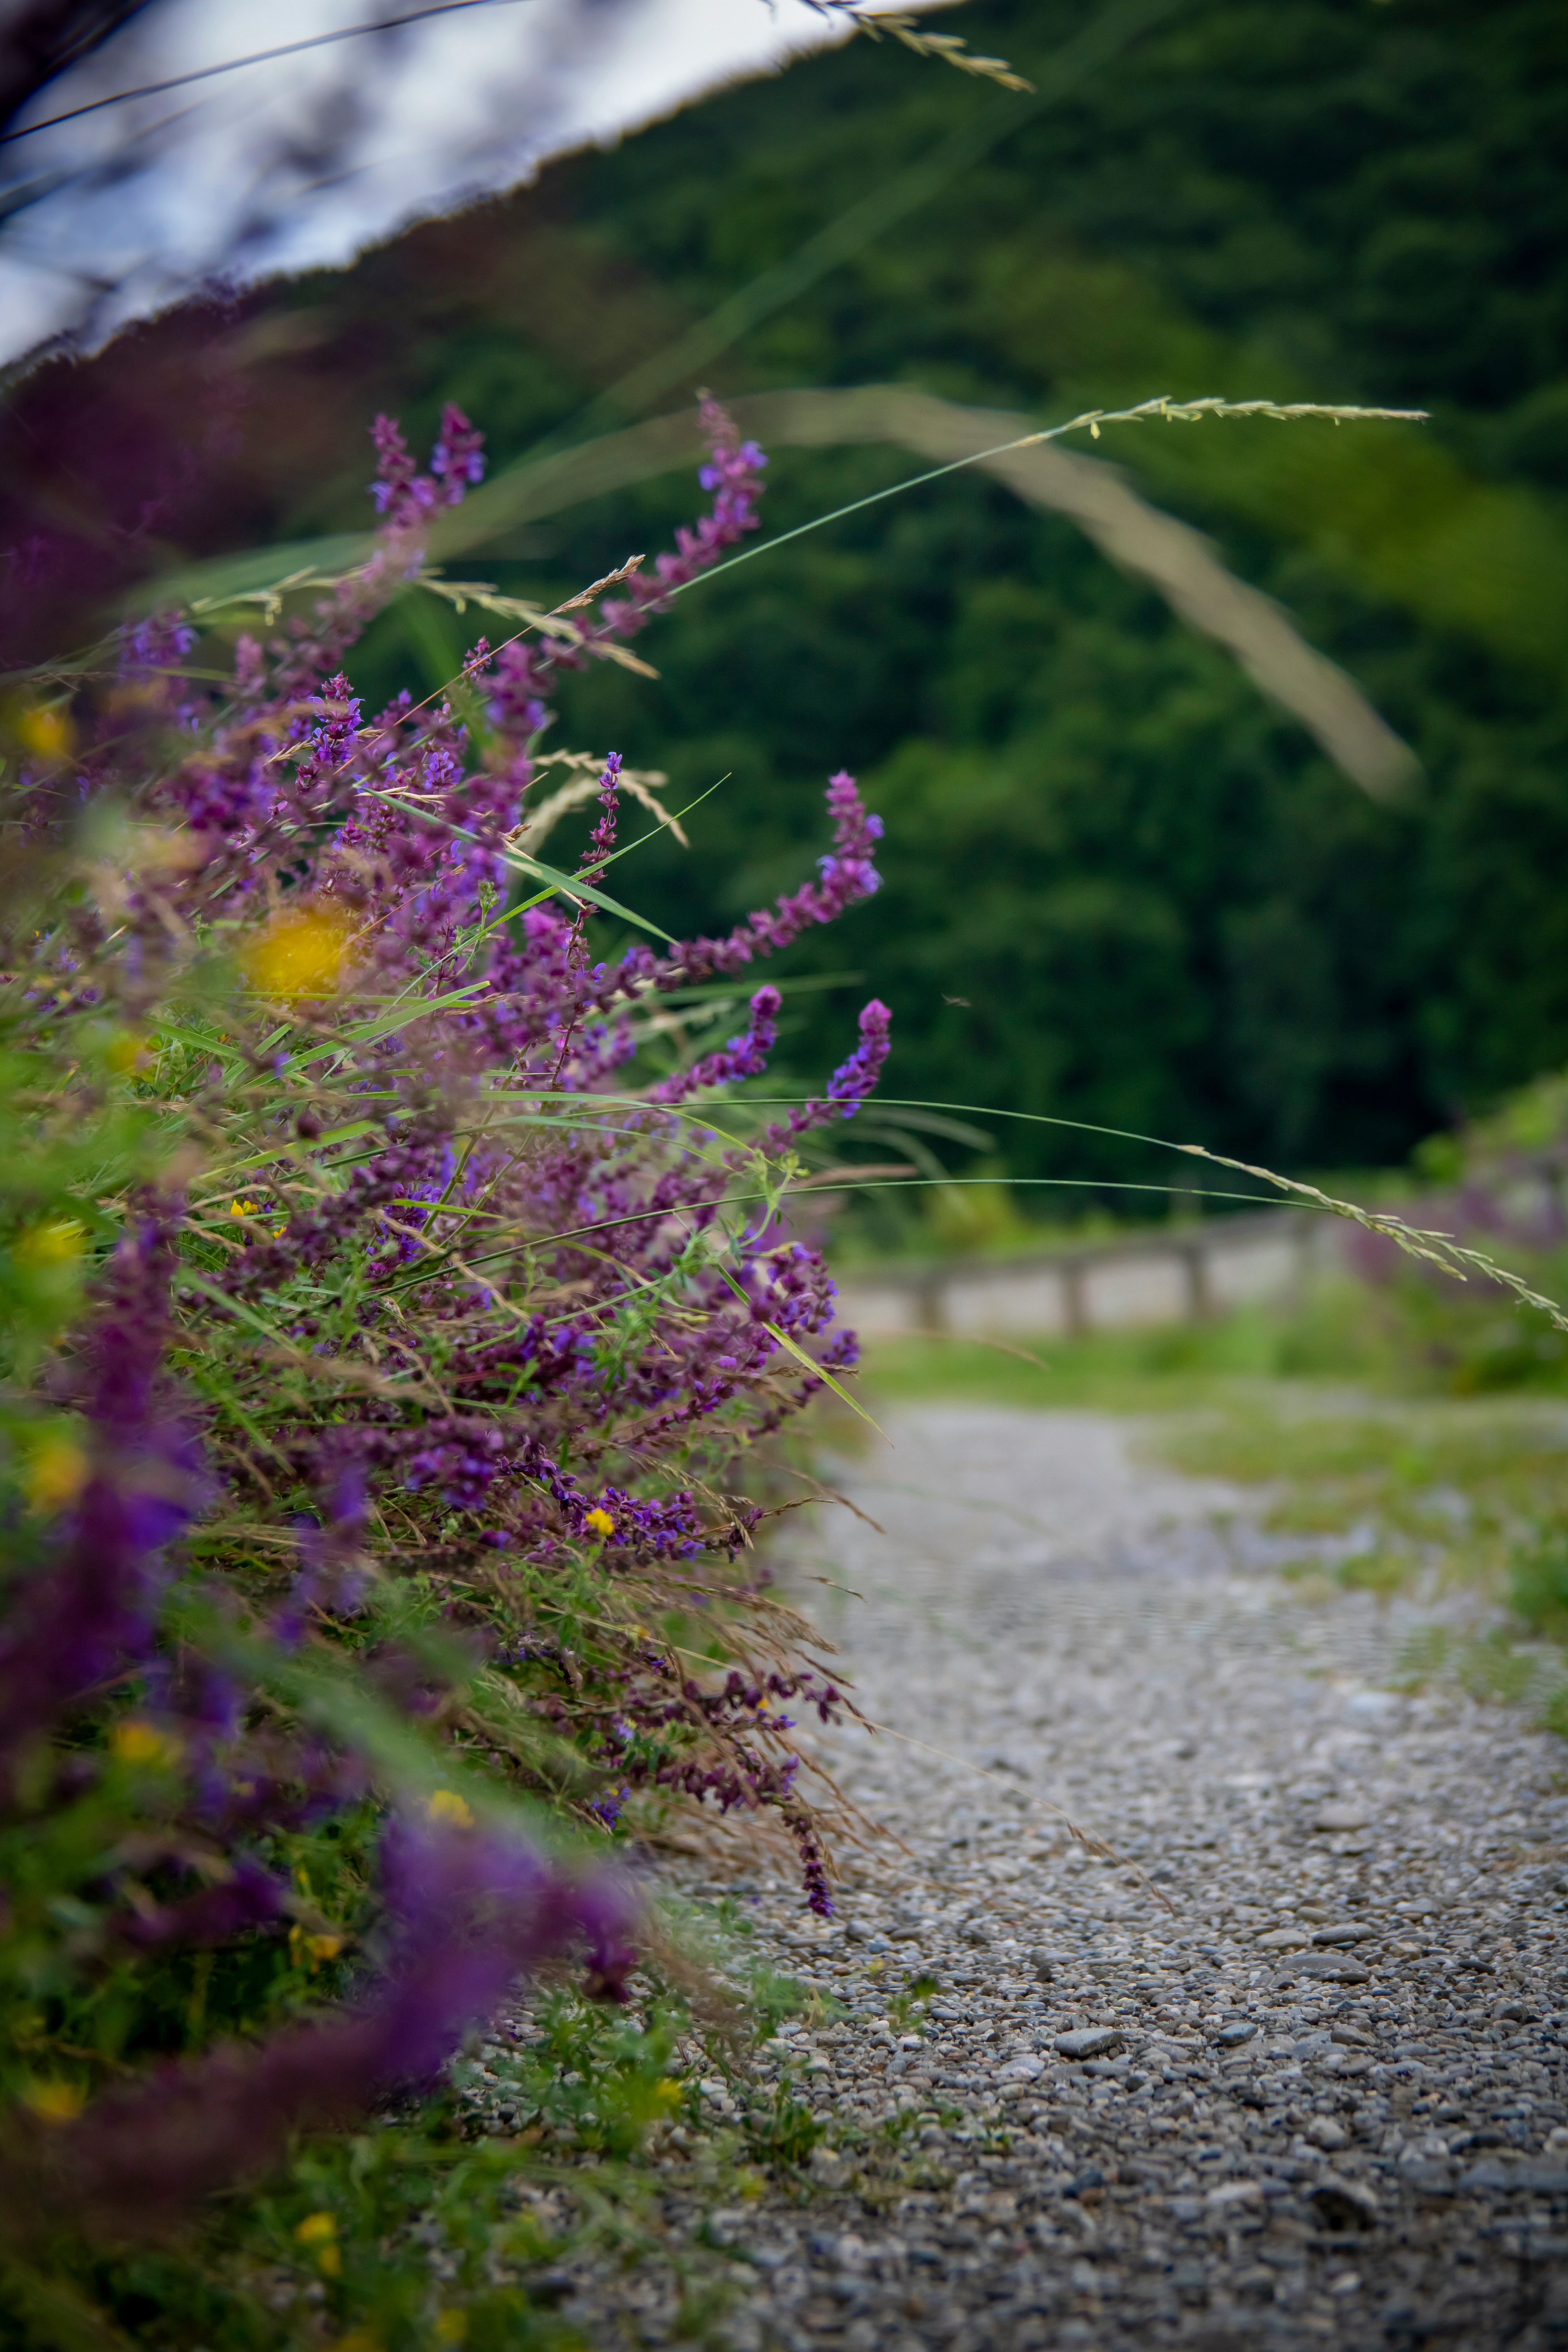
[{"x1": 11, "y1": 1810, "x2": 638, "y2": 2238}]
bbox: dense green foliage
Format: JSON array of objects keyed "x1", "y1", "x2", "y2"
[{"x1": 351, "y1": 0, "x2": 1568, "y2": 1198}]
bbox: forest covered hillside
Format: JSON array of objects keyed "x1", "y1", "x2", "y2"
[{"x1": 5, "y1": 0, "x2": 1566, "y2": 1200}]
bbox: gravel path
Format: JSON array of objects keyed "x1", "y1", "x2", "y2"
[{"x1": 666, "y1": 1406, "x2": 1568, "y2": 2352}]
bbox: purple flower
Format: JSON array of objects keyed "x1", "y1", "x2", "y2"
[
  {"x1": 120, "y1": 612, "x2": 197, "y2": 678},
  {"x1": 428, "y1": 403, "x2": 486, "y2": 502},
  {"x1": 823, "y1": 996, "x2": 893, "y2": 1116},
  {"x1": 586, "y1": 1783, "x2": 631, "y2": 1830},
  {"x1": 581, "y1": 748, "x2": 622, "y2": 870},
  {"x1": 0, "y1": 1212, "x2": 207, "y2": 1792},
  {"x1": 649, "y1": 985, "x2": 780, "y2": 1105}
]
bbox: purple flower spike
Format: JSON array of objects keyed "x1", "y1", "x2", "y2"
[
  {"x1": 649, "y1": 984, "x2": 781, "y2": 1105},
  {"x1": 582, "y1": 748, "x2": 622, "y2": 870},
  {"x1": 0, "y1": 1211, "x2": 207, "y2": 1790},
  {"x1": 428, "y1": 402, "x2": 486, "y2": 502},
  {"x1": 824, "y1": 997, "x2": 893, "y2": 1117}
]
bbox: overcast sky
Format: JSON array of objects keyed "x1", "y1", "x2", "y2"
[{"x1": 0, "y1": 0, "x2": 884, "y2": 371}]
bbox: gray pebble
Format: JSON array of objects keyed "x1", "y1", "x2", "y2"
[
  {"x1": 1054, "y1": 2026, "x2": 1124, "y2": 2060},
  {"x1": 1277, "y1": 1951, "x2": 1373, "y2": 1984},
  {"x1": 1313, "y1": 1800, "x2": 1375, "y2": 1832}
]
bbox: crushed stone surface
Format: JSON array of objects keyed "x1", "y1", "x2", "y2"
[{"x1": 543, "y1": 1408, "x2": 1568, "y2": 2348}]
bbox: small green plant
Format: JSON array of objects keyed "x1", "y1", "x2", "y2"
[
  {"x1": 743, "y1": 1965, "x2": 809, "y2": 2039},
  {"x1": 1336, "y1": 1548, "x2": 1414, "y2": 1599},
  {"x1": 887, "y1": 1973, "x2": 938, "y2": 2027},
  {"x1": 1509, "y1": 1520, "x2": 1568, "y2": 1638},
  {"x1": 1538, "y1": 1684, "x2": 1568, "y2": 1740},
  {"x1": 1462, "y1": 1633, "x2": 1541, "y2": 1706},
  {"x1": 741, "y1": 2083, "x2": 823, "y2": 2170}
]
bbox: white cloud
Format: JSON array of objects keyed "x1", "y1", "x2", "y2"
[{"x1": 0, "y1": 0, "x2": 886, "y2": 370}]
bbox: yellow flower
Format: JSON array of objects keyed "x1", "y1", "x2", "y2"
[
  {"x1": 15, "y1": 1218, "x2": 85, "y2": 1267},
  {"x1": 584, "y1": 1506, "x2": 615, "y2": 1540},
  {"x1": 23, "y1": 1434, "x2": 89, "y2": 1515},
  {"x1": 105, "y1": 1032, "x2": 149, "y2": 1074},
  {"x1": 110, "y1": 1719, "x2": 183, "y2": 1769},
  {"x1": 22, "y1": 2078, "x2": 84, "y2": 2124},
  {"x1": 290, "y1": 1923, "x2": 344, "y2": 1970},
  {"x1": 426, "y1": 1789, "x2": 475, "y2": 1829},
  {"x1": 16, "y1": 705, "x2": 73, "y2": 761},
  {"x1": 295, "y1": 2210, "x2": 342, "y2": 2273},
  {"x1": 652, "y1": 2077, "x2": 683, "y2": 2108},
  {"x1": 243, "y1": 907, "x2": 354, "y2": 1000},
  {"x1": 229, "y1": 1198, "x2": 261, "y2": 1219}
]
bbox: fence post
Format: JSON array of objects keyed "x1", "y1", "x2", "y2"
[{"x1": 1182, "y1": 1238, "x2": 1210, "y2": 1319}]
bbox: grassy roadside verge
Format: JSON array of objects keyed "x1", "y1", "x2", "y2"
[{"x1": 853, "y1": 1308, "x2": 1319, "y2": 1417}]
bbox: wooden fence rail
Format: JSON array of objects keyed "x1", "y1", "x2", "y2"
[{"x1": 833, "y1": 1208, "x2": 1349, "y2": 1339}]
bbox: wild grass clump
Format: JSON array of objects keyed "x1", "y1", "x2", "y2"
[{"x1": 0, "y1": 396, "x2": 889, "y2": 2337}]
